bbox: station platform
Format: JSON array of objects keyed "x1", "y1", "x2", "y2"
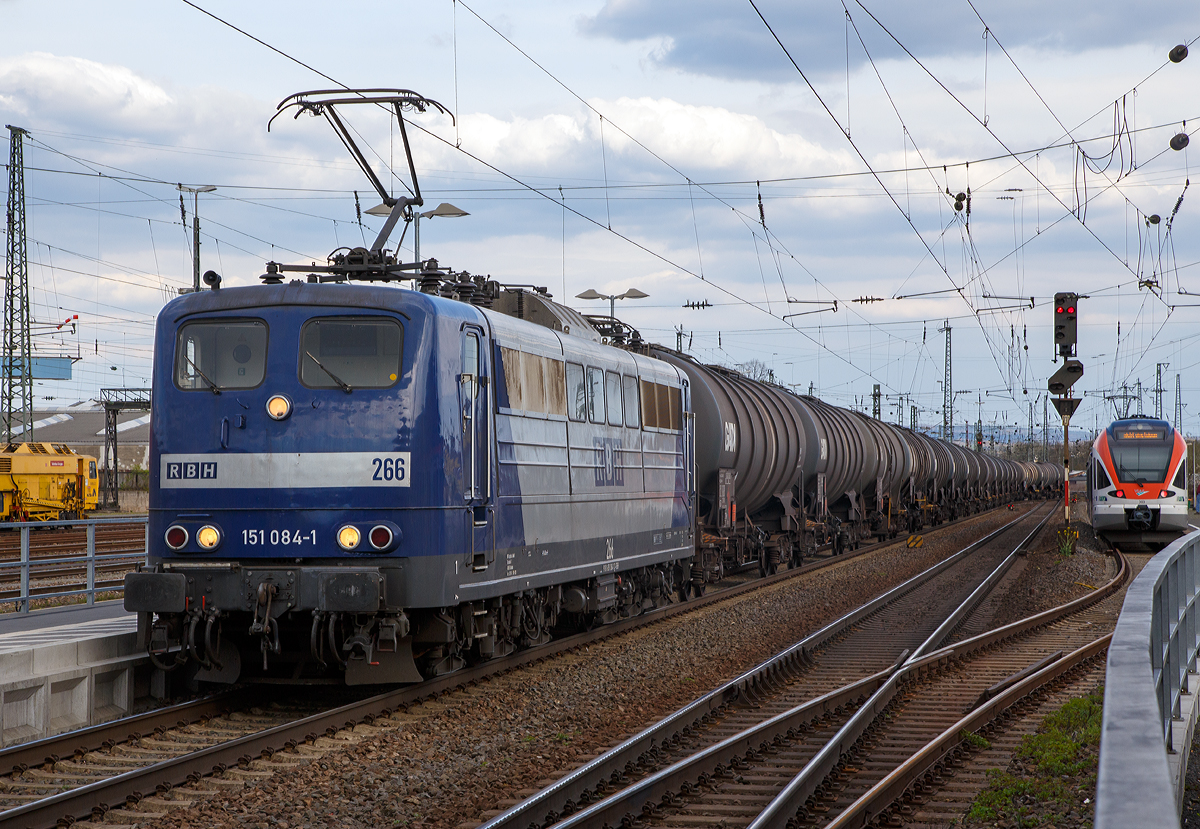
[{"x1": 0, "y1": 601, "x2": 147, "y2": 748}]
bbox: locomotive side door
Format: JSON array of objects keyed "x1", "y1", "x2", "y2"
[{"x1": 461, "y1": 326, "x2": 494, "y2": 571}]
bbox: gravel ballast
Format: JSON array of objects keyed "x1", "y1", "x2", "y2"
[{"x1": 127, "y1": 503, "x2": 1109, "y2": 829}]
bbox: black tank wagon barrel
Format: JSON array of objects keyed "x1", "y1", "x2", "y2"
[{"x1": 647, "y1": 344, "x2": 1062, "y2": 585}]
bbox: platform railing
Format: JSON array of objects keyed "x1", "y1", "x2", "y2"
[
  {"x1": 1096, "y1": 529, "x2": 1200, "y2": 829},
  {"x1": 0, "y1": 516, "x2": 149, "y2": 613}
]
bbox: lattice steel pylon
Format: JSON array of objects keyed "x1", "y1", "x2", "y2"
[
  {"x1": 1175, "y1": 374, "x2": 1183, "y2": 432},
  {"x1": 3, "y1": 125, "x2": 33, "y2": 444},
  {"x1": 939, "y1": 320, "x2": 952, "y2": 441},
  {"x1": 1154, "y1": 363, "x2": 1169, "y2": 419}
]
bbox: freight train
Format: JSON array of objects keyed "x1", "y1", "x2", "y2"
[
  {"x1": 1087, "y1": 417, "x2": 1189, "y2": 547},
  {"x1": 123, "y1": 86, "x2": 1062, "y2": 685},
  {"x1": 124, "y1": 271, "x2": 1062, "y2": 685}
]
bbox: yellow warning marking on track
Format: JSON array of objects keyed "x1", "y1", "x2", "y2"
[
  {"x1": 1074, "y1": 582, "x2": 1096, "y2": 590},
  {"x1": 906, "y1": 535, "x2": 923, "y2": 548}
]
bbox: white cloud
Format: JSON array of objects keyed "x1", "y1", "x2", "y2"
[
  {"x1": 596, "y1": 96, "x2": 851, "y2": 174},
  {"x1": 0, "y1": 52, "x2": 174, "y2": 126}
]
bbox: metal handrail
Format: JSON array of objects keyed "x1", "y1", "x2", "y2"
[
  {"x1": 0, "y1": 516, "x2": 149, "y2": 612},
  {"x1": 1097, "y1": 529, "x2": 1200, "y2": 829}
]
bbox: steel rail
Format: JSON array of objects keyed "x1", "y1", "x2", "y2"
[
  {"x1": 747, "y1": 548, "x2": 1129, "y2": 829},
  {"x1": 481, "y1": 504, "x2": 1051, "y2": 829},
  {"x1": 0, "y1": 503, "x2": 1043, "y2": 829},
  {"x1": 824, "y1": 634, "x2": 1113, "y2": 829},
  {"x1": 0, "y1": 691, "x2": 250, "y2": 775}
]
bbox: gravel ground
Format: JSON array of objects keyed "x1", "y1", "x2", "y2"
[
  {"x1": 125, "y1": 503, "x2": 1108, "y2": 829},
  {"x1": 953, "y1": 497, "x2": 1111, "y2": 829}
]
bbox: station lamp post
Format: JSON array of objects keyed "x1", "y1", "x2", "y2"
[
  {"x1": 575, "y1": 287, "x2": 649, "y2": 318},
  {"x1": 370, "y1": 201, "x2": 469, "y2": 263}
]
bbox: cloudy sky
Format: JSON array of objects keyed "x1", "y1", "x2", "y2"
[{"x1": 3, "y1": 0, "x2": 1199, "y2": 445}]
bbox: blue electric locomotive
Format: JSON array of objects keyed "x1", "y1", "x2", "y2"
[{"x1": 126, "y1": 279, "x2": 694, "y2": 684}]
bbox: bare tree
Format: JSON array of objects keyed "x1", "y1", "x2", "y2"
[{"x1": 737, "y1": 360, "x2": 775, "y2": 383}]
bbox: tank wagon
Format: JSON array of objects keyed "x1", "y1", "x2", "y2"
[
  {"x1": 0, "y1": 443, "x2": 99, "y2": 521},
  {"x1": 122, "y1": 87, "x2": 1062, "y2": 686},
  {"x1": 648, "y1": 348, "x2": 1061, "y2": 582}
]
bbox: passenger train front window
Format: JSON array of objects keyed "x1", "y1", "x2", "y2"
[
  {"x1": 300, "y1": 317, "x2": 402, "y2": 390},
  {"x1": 1110, "y1": 442, "x2": 1172, "y2": 484},
  {"x1": 175, "y1": 320, "x2": 267, "y2": 391}
]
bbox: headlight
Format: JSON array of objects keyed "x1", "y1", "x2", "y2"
[
  {"x1": 337, "y1": 525, "x2": 361, "y2": 550},
  {"x1": 266, "y1": 395, "x2": 292, "y2": 421},
  {"x1": 165, "y1": 525, "x2": 189, "y2": 550},
  {"x1": 196, "y1": 525, "x2": 222, "y2": 550}
]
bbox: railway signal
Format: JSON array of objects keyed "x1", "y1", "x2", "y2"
[
  {"x1": 1047, "y1": 359, "x2": 1084, "y2": 395},
  {"x1": 1053, "y1": 292, "x2": 1078, "y2": 357}
]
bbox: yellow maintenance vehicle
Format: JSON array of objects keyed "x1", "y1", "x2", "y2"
[{"x1": 0, "y1": 443, "x2": 100, "y2": 521}]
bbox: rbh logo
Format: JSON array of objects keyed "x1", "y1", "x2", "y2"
[
  {"x1": 593, "y1": 437, "x2": 624, "y2": 487},
  {"x1": 167, "y1": 462, "x2": 218, "y2": 480}
]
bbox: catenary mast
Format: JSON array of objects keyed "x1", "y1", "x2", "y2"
[{"x1": 3, "y1": 126, "x2": 33, "y2": 443}]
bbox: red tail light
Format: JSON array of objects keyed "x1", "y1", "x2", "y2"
[
  {"x1": 1161, "y1": 490, "x2": 1171, "y2": 498},
  {"x1": 369, "y1": 525, "x2": 394, "y2": 550},
  {"x1": 165, "y1": 525, "x2": 188, "y2": 550},
  {"x1": 1114, "y1": 490, "x2": 1125, "y2": 498}
]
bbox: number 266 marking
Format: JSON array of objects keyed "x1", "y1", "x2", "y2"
[{"x1": 371, "y1": 456, "x2": 406, "y2": 482}]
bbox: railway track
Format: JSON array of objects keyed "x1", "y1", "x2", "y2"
[
  {"x1": 0, "y1": 524, "x2": 145, "y2": 606},
  {"x1": 478, "y1": 503, "x2": 1126, "y2": 829},
  {"x1": 0, "y1": 504, "x2": 1044, "y2": 828}
]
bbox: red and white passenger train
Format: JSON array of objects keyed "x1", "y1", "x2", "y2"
[{"x1": 1087, "y1": 417, "x2": 1190, "y2": 547}]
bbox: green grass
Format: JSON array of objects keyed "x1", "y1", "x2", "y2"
[
  {"x1": 965, "y1": 688, "x2": 1102, "y2": 827},
  {"x1": 959, "y1": 729, "x2": 990, "y2": 750}
]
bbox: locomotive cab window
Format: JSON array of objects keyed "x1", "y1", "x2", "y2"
[
  {"x1": 1094, "y1": 460, "x2": 1111, "y2": 489},
  {"x1": 586, "y1": 367, "x2": 605, "y2": 424},
  {"x1": 300, "y1": 317, "x2": 402, "y2": 390},
  {"x1": 605, "y1": 371, "x2": 623, "y2": 426},
  {"x1": 622, "y1": 375, "x2": 639, "y2": 428},
  {"x1": 176, "y1": 319, "x2": 267, "y2": 391},
  {"x1": 566, "y1": 363, "x2": 586, "y2": 422}
]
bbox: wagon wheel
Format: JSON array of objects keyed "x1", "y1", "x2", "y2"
[{"x1": 675, "y1": 564, "x2": 692, "y2": 602}]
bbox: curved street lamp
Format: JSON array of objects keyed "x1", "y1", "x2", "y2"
[
  {"x1": 576, "y1": 287, "x2": 649, "y2": 318},
  {"x1": 366, "y1": 201, "x2": 469, "y2": 263}
]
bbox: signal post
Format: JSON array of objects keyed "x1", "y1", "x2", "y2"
[{"x1": 1050, "y1": 293, "x2": 1083, "y2": 524}]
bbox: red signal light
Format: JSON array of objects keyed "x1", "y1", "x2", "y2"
[
  {"x1": 1056, "y1": 306, "x2": 1064, "y2": 313},
  {"x1": 1067, "y1": 306, "x2": 1075, "y2": 313}
]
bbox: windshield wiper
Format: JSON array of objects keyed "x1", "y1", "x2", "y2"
[
  {"x1": 185, "y1": 356, "x2": 222, "y2": 394},
  {"x1": 305, "y1": 351, "x2": 352, "y2": 393}
]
